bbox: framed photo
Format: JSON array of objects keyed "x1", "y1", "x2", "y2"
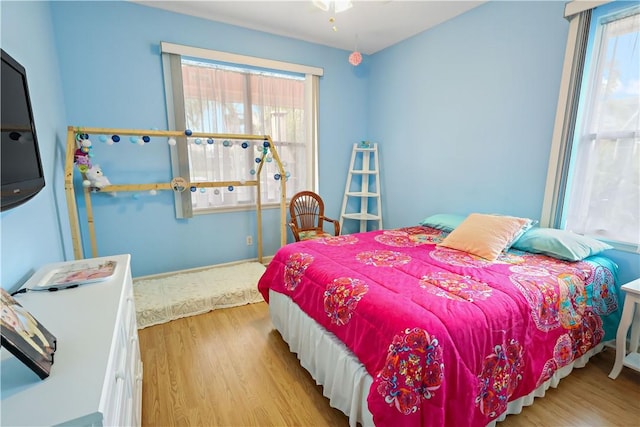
[{"x1": 1, "y1": 288, "x2": 57, "y2": 379}]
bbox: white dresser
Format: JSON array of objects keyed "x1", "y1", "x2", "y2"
[{"x1": 1, "y1": 254, "x2": 143, "y2": 426}]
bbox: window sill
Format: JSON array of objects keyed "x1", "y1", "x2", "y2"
[
  {"x1": 604, "y1": 239, "x2": 640, "y2": 254},
  {"x1": 193, "y1": 201, "x2": 286, "y2": 216}
]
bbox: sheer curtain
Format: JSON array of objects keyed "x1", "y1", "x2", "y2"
[
  {"x1": 181, "y1": 61, "x2": 306, "y2": 211},
  {"x1": 542, "y1": 2, "x2": 640, "y2": 250},
  {"x1": 563, "y1": 11, "x2": 640, "y2": 245}
]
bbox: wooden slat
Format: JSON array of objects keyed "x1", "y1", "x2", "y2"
[
  {"x1": 99, "y1": 180, "x2": 258, "y2": 193},
  {"x1": 83, "y1": 187, "x2": 97, "y2": 258},
  {"x1": 64, "y1": 127, "x2": 83, "y2": 259},
  {"x1": 71, "y1": 126, "x2": 271, "y2": 140}
]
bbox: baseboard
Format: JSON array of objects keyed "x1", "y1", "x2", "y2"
[{"x1": 133, "y1": 256, "x2": 273, "y2": 281}]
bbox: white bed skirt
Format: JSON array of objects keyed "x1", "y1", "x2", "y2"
[{"x1": 269, "y1": 290, "x2": 605, "y2": 427}]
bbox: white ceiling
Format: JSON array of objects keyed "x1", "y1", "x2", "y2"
[{"x1": 132, "y1": 1, "x2": 486, "y2": 54}]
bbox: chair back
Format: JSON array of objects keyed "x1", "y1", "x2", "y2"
[{"x1": 289, "y1": 191, "x2": 326, "y2": 235}]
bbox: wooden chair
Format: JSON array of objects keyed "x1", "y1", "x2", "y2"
[{"x1": 288, "y1": 191, "x2": 340, "y2": 242}]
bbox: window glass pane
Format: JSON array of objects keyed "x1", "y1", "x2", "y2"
[{"x1": 180, "y1": 60, "x2": 307, "y2": 211}]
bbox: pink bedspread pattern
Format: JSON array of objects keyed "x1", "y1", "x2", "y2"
[{"x1": 258, "y1": 226, "x2": 617, "y2": 426}]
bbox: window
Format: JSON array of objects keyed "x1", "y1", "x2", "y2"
[
  {"x1": 542, "y1": 1, "x2": 639, "y2": 250},
  {"x1": 160, "y1": 43, "x2": 323, "y2": 217}
]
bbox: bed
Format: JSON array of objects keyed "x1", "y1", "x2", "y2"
[{"x1": 257, "y1": 215, "x2": 621, "y2": 427}]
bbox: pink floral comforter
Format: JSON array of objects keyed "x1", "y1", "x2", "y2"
[{"x1": 257, "y1": 226, "x2": 619, "y2": 426}]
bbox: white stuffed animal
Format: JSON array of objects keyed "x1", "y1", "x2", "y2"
[{"x1": 83, "y1": 164, "x2": 112, "y2": 189}]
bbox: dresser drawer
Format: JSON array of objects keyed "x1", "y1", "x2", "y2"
[{"x1": 102, "y1": 322, "x2": 128, "y2": 426}]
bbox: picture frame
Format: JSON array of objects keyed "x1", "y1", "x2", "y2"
[
  {"x1": 1, "y1": 288, "x2": 57, "y2": 379},
  {"x1": 34, "y1": 259, "x2": 117, "y2": 291}
]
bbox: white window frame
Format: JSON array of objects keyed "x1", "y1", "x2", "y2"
[
  {"x1": 160, "y1": 42, "x2": 323, "y2": 217},
  {"x1": 541, "y1": 0, "x2": 639, "y2": 253}
]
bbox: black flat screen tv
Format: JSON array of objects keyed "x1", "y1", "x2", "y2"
[{"x1": 1, "y1": 48, "x2": 45, "y2": 211}]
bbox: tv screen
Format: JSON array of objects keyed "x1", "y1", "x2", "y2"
[{"x1": 1, "y1": 49, "x2": 45, "y2": 211}]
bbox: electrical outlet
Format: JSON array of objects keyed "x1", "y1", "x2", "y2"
[{"x1": 246, "y1": 235, "x2": 253, "y2": 246}]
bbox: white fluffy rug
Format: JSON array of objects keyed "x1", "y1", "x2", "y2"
[{"x1": 133, "y1": 262, "x2": 266, "y2": 329}]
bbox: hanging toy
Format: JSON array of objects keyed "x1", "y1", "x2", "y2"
[
  {"x1": 349, "y1": 51, "x2": 362, "y2": 66},
  {"x1": 83, "y1": 164, "x2": 112, "y2": 189},
  {"x1": 74, "y1": 148, "x2": 92, "y2": 173},
  {"x1": 74, "y1": 132, "x2": 94, "y2": 173}
]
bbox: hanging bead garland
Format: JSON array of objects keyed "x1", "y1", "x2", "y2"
[{"x1": 72, "y1": 129, "x2": 292, "y2": 195}]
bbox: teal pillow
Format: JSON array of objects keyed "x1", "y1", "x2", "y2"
[
  {"x1": 512, "y1": 228, "x2": 613, "y2": 261},
  {"x1": 419, "y1": 213, "x2": 467, "y2": 231},
  {"x1": 505, "y1": 218, "x2": 538, "y2": 250}
]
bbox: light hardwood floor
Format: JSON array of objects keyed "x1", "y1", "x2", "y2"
[{"x1": 139, "y1": 302, "x2": 640, "y2": 426}]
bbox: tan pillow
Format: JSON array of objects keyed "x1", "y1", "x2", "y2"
[{"x1": 438, "y1": 213, "x2": 530, "y2": 261}]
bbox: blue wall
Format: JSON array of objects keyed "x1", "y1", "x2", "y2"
[
  {"x1": 367, "y1": 0, "x2": 638, "y2": 284},
  {"x1": 369, "y1": 1, "x2": 567, "y2": 226},
  {"x1": 48, "y1": 1, "x2": 368, "y2": 277},
  {"x1": 1, "y1": 0, "x2": 638, "y2": 285},
  {"x1": 0, "y1": 1, "x2": 72, "y2": 292}
]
